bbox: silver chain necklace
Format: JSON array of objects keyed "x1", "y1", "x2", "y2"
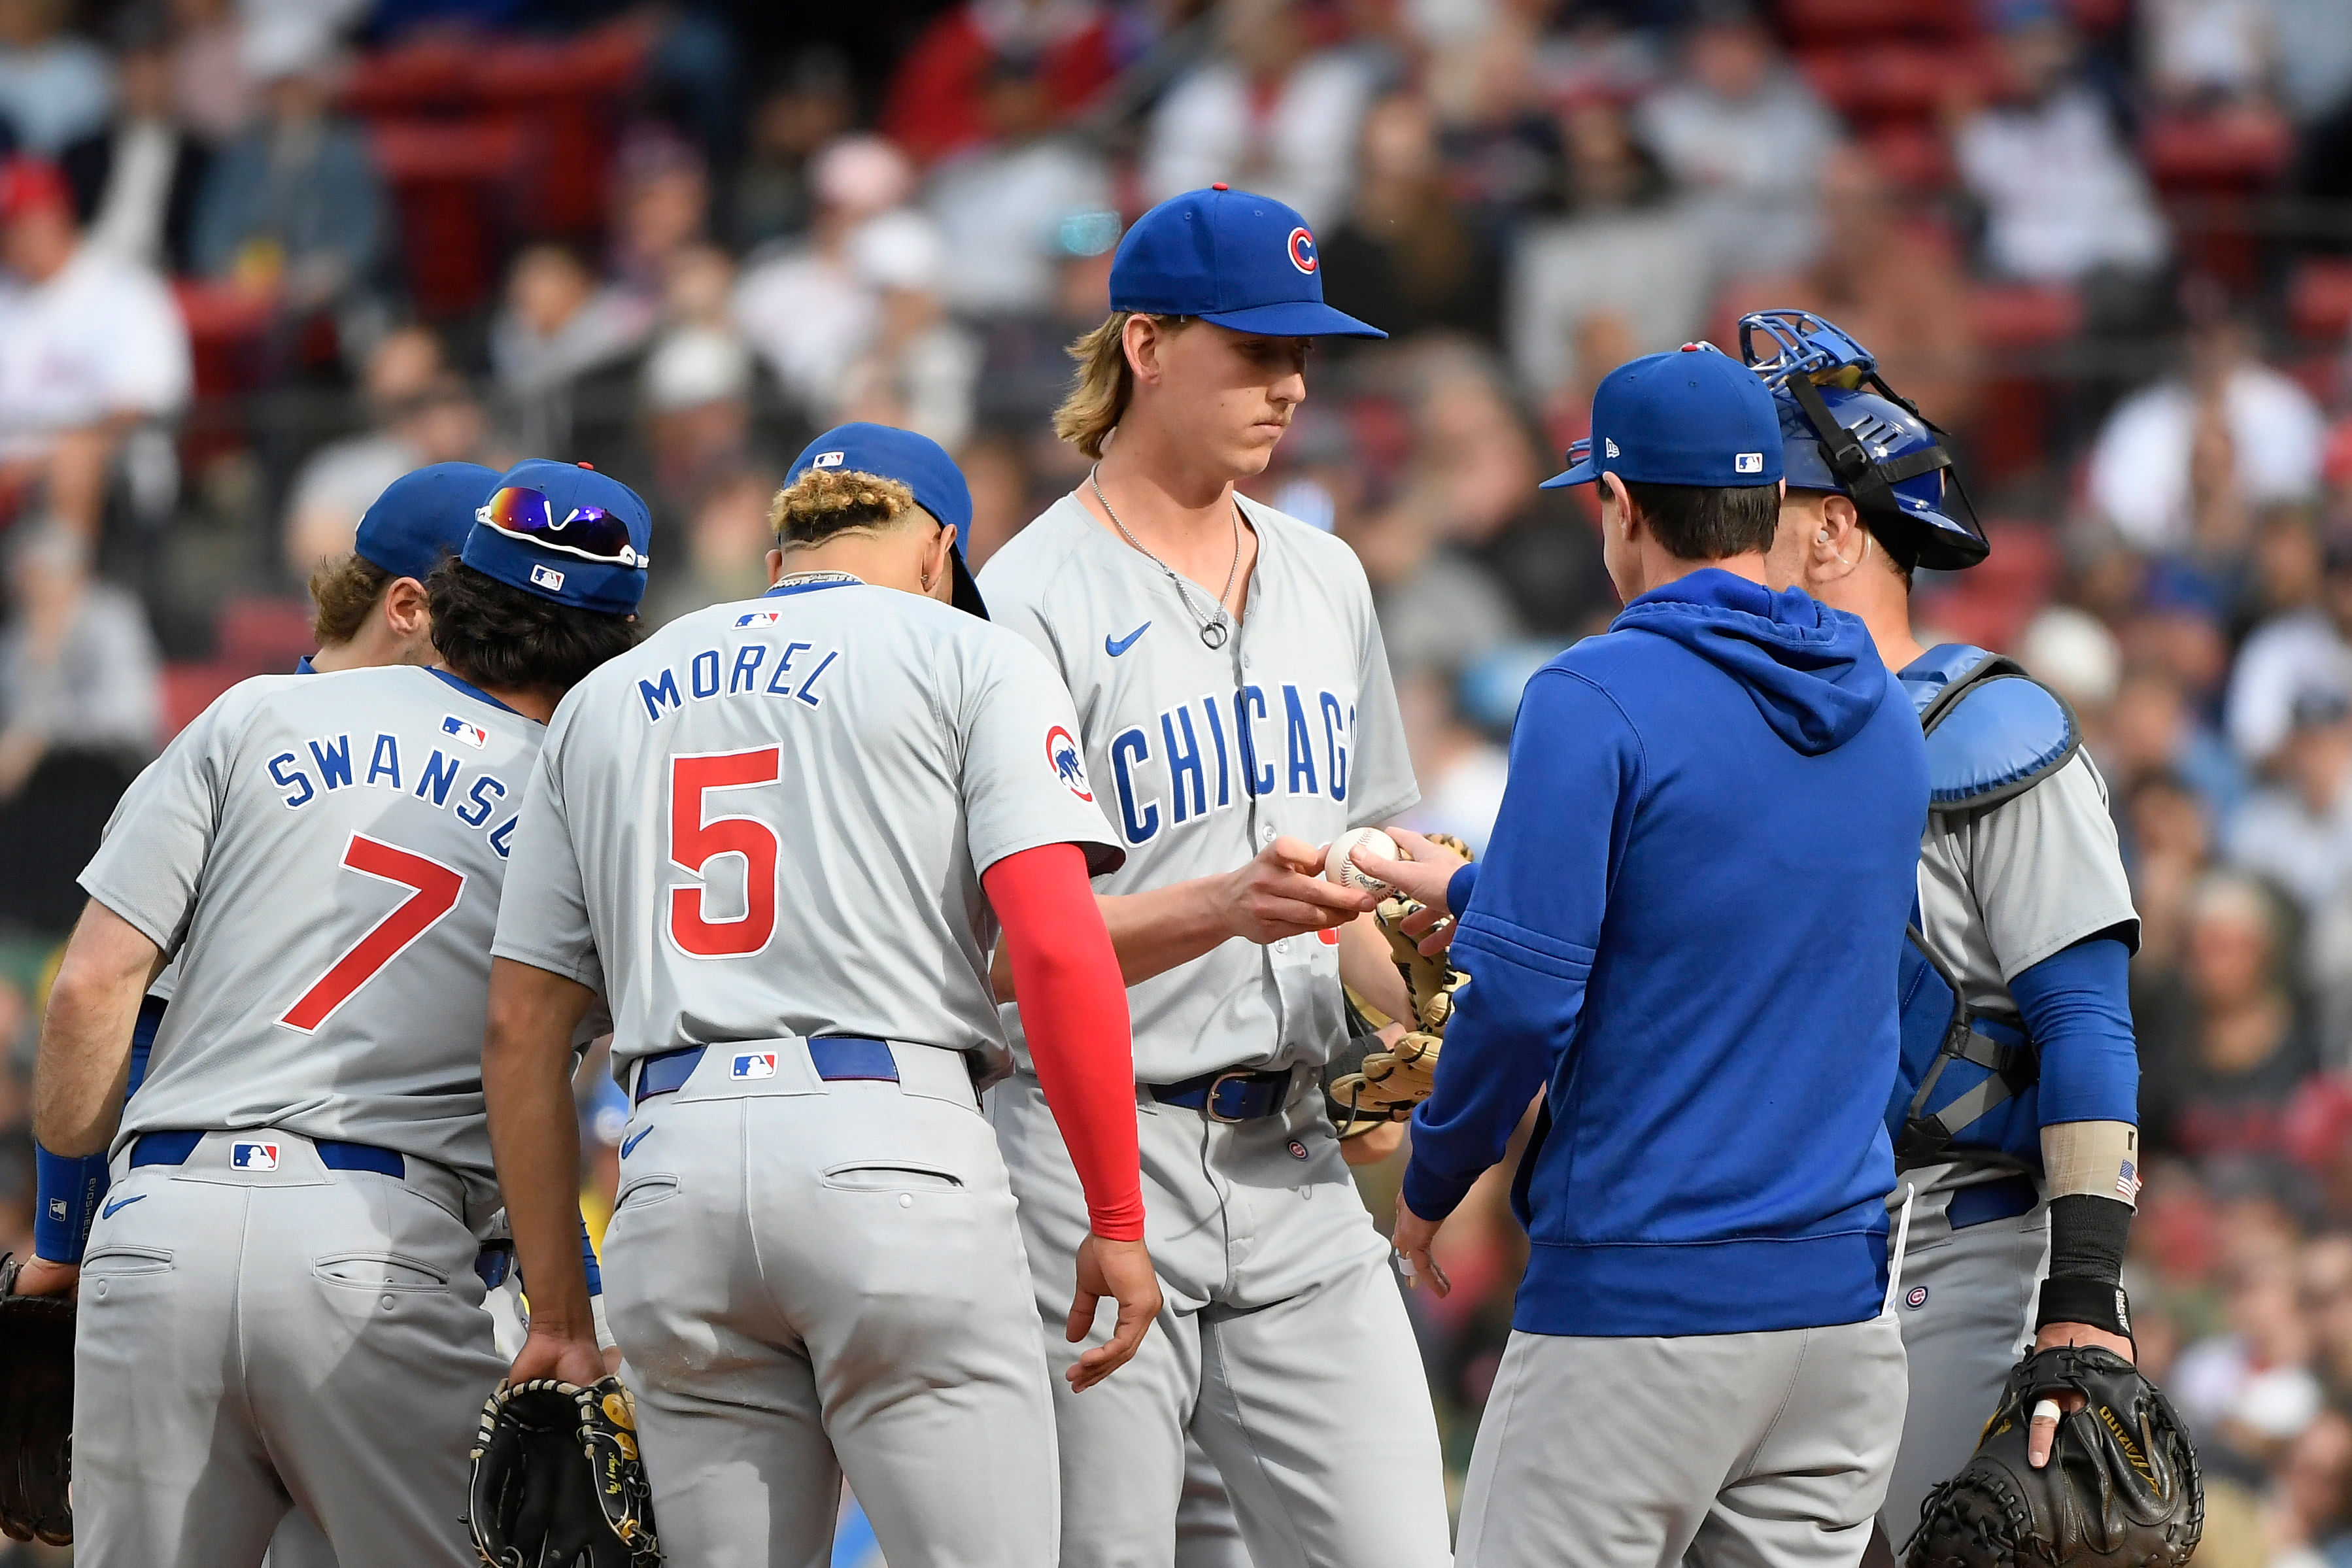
[{"x1": 1089, "y1": 464, "x2": 1241, "y2": 650}]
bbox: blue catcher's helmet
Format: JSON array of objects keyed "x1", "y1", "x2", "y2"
[{"x1": 1738, "y1": 309, "x2": 1988, "y2": 572}]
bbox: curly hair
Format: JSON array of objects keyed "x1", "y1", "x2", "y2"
[
  {"x1": 1053, "y1": 311, "x2": 1192, "y2": 459},
  {"x1": 307, "y1": 553, "x2": 396, "y2": 647},
  {"x1": 425, "y1": 560, "x2": 640, "y2": 698},
  {"x1": 769, "y1": 468, "x2": 922, "y2": 546}
]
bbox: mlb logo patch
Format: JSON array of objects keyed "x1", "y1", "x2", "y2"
[
  {"x1": 736, "y1": 610, "x2": 783, "y2": 627},
  {"x1": 46, "y1": 1198, "x2": 65, "y2": 1220},
  {"x1": 441, "y1": 715, "x2": 488, "y2": 748},
  {"x1": 813, "y1": 451, "x2": 845, "y2": 468},
  {"x1": 732, "y1": 1052, "x2": 778, "y2": 1080},
  {"x1": 1735, "y1": 452, "x2": 1764, "y2": 474},
  {"x1": 530, "y1": 563, "x2": 566, "y2": 591},
  {"x1": 231, "y1": 1142, "x2": 281, "y2": 1171},
  {"x1": 1604, "y1": 437, "x2": 1620, "y2": 458}
]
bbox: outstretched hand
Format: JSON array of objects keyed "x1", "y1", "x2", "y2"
[
  {"x1": 1221, "y1": 836, "x2": 1376, "y2": 944},
  {"x1": 1352, "y1": 829, "x2": 1472, "y2": 954}
]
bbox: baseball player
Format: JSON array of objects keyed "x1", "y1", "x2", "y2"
[
  {"x1": 976, "y1": 185, "x2": 1453, "y2": 1568},
  {"x1": 1374, "y1": 345, "x2": 1927, "y2": 1568},
  {"x1": 14, "y1": 461, "x2": 499, "y2": 1568},
  {"x1": 24, "y1": 458, "x2": 649, "y2": 1567},
  {"x1": 479, "y1": 422, "x2": 1161, "y2": 1567},
  {"x1": 1739, "y1": 310, "x2": 2141, "y2": 1546}
]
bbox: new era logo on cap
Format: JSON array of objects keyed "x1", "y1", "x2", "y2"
[
  {"x1": 231, "y1": 1142, "x2": 281, "y2": 1170},
  {"x1": 732, "y1": 1052, "x2": 778, "y2": 1080},
  {"x1": 441, "y1": 715, "x2": 487, "y2": 748},
  {"x1": 1605, "y1": 438, "x2": 1621, "y2": 458},
  {"x1": 530, "y1": 563, "x2": 565, "y2": 590}
]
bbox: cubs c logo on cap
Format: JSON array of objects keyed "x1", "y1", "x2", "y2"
[{"x1": 1287, "y1": 227, "x2": 1318, "y2": 275}]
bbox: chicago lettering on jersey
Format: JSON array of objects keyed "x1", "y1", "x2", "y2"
[
  {"x1": 1108, "y1": 682, "x2": 1354, "y2": 845},
  {"x1": 265, "y1": 730, "x2": 520, "y2": 856},
  {"x1": 635, "y1": 637, "x2": 845, "y2": 724}
]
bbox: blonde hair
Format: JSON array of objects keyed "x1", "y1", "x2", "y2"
[
  {"x1": 307, "y1": 551, "x2": 395, "y2": 647},
  {"x1": 1052, "y1": 311, "x2": 1191, "y2": 459},
  {"x1": 769, "y1": 467, "x2": 919, "y2": 546}
]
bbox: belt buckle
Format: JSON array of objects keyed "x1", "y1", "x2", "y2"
[{"x1": 1203, "y1": 1070, "x2": 1253, "y2": 1125}]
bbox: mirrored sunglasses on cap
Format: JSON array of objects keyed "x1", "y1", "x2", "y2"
[{"x1": 477, "y1": 486, "x2": 648, "y2": 568}]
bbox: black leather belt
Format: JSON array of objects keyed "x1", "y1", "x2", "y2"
[
  {"x1": 1148, "y1": 1067, "x2": 1292, "y2": 1123},
  {"x1": 129, "y1": 1130, "x2": 405, "y2": 1178},
  {"x1": 633, "y1": 1037, "x2": 900, "y2": 1105}
]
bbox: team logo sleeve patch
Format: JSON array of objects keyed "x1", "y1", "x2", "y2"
[{"x1": 1048, "y1": 726, "x2": 1093, "y2": 802}]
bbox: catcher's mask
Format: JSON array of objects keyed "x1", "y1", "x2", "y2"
[{"x1": 1738, "y1": 308, "x2": 1988, "y2": 573}]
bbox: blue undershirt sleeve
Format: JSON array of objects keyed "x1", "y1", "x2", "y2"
[
  {"x1": 2009, "y1": 935, "x2": 2139, "y2": 1127},
  {"x1": 1402, "y1": 670, "x2": 1641, "y2": 1223}
]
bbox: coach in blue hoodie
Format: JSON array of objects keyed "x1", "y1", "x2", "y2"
[{"x1": 1369, "y1": 347, "x2": 1928, "y2": 1568}]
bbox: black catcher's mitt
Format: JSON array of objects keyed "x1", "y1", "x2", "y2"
[
  {"x1": 1907, "y1": 1345, "x2": 2202, "y2": 1568},
  {"x1": 0, "y1": 1253, "x2": 75, "y2": 1545},
  {"x1": 468, "y1": 1376, "x2": 660, "y2": 1567}
]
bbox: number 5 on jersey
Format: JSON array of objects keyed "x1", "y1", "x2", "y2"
[
  {"x1": 280, "y1": 833, "x2": 468, "y2": 1032},
  {"x1": 669, "y1": 748, "x2": 781, "y2": 958}
]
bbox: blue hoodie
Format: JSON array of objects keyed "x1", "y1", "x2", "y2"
[{"x1": 1403, "y1": 570, "x2": 1929, "y2": 1337}]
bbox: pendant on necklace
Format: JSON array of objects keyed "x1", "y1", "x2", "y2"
[{"x1": 1202, "y1": 621, "x2": 1229, "y2": 650}]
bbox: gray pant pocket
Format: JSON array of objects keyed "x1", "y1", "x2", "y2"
[
  {"x1": 313, "y1": 1252, "x2": 449, "y2": 1291},
  {"x1": 821, "y1": 1163, "x2": 965, "y2": 1193}
]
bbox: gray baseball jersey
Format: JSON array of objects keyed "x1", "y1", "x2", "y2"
[
  {"x1": 977, "y1": 494, "x2": 1417, "y2": 1083},
  {"x1": 79, "y1": 664, "x2": 543, "y2": 1211},
  {"x1": 490, "y1": 578, "x2": 1122, "y2": 1072}
]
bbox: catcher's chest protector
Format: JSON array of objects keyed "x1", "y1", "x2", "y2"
[{"x1": 1891, "y1": 646, "x2": 2082, "y2": 1168}]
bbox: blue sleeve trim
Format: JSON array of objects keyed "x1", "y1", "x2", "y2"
[
  {"x1": 34, "y1": 1144, "x2": 111, "y2": 1263},
  {"x1": 126, "y1": 993, "x2": 167, "y2": 1097},
  {"x1": 2011, "y1": 937, "x2": 2139, "y2": 1127},
  {"x1": 580, "y1": 1213, "x2": 604, "y2": 1297}
]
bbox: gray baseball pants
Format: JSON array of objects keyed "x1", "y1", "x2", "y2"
[
  {"x1": 1877, "y1": 1174, "x2": 2048, "y2": 1543},
  {"x1": 73, "y1": 1131, "x2": 503, "y2": 1568},
  {"x1": 1454, "y1": 1312, "x2": 1909, "y2": 1568},
  {"x1": 602, "y1": 1039, "x2": 1061, "y2": 1568},
  {"x1": 990, "y1": 1070, "x2": 1453, "y2": 1568}
]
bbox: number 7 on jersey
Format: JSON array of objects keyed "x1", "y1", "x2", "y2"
[{"x1": 280, "y1": 833, "x2": 468, "y2": 1032}]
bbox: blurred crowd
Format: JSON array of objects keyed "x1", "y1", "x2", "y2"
[{"x1": 5, "y1": 0, "x2": 2352, "y2": 1554}]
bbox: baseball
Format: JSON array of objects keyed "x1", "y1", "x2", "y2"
[{"x1": 1326, "y1": 828, "x2": 1401, "y2": 895}]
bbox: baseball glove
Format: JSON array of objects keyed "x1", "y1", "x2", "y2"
[
  {"x1": 0, "y1": 1253, "x2": 75, "y2": 1546},
  {"x1": 1323, "y1": 834, "x2": 1471, "y2": 1138},
  {"x1": 468, "y1": 1376, "x2": 660, "y2": 1568},
  {"x1": 1907, "y1": 1345, "x2": 2202, "y2": 1568}
]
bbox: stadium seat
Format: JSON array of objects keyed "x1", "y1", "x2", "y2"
[
  {"x1": 160, "y1": 660, "x2": 243, "y2": 739},
  {"x1": 370, "y1": 119, "x2": 530, "y2": 318},
  {"x1": 1777, "y1": 0, "x2": 1974, "y2": 45},
  {"x1": 1863, "y1": 124, "x2": 1952, "y2": 191},
  {"x1": 1915, "y1": 520, "x2": 2058, "y2": 650},
  {"x1": 475, "y1": 29, "x2": 648, "y2": 235},
  {"x1": 1796, "y1": 43, "x2": 1991, "y2": 125},
  {"x1": 2140, "y1": 109, "x2": 2294, "y2": 192},
  {"x1": 337, "y1": 37, "x2": 477, "y2": 118},
  {"x1": 215, "y1": 597, "x2": 318, "y2": 676},
  {"x1": 2291, "y1": 258, "x2": 2352, "y2": 343}
]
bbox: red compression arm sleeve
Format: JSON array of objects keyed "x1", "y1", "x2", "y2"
[{"x1": 983, "y1": 843, "x2": 1145, "y2": 1240}]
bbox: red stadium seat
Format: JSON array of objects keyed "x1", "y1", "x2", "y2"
[
  {"x1": 1969, "y1": 282, "x2": 2082, "y2": 349},
  {"x1": 2140, "y1": 109, "x2": 2294, "y2": 192},
  {"x1": 1796, "y1": 43, "x2": 1992, "y2": 125},
  {"x1": 1964, "y1": 284, "x2": 2080, "y2": 477},
  {"x1": 1778, "y1": 0, "x2": 1975, "y2": 45},
  {"x1": 1915, "y1": 520, "x2": 2058, "y2": 650},
  {"x1": 475, "y1": 29, "x2": 648, "y2": 235},
  {"x1": 1863, "y1": 124, "x2": 1954, "y2": 191},
  {"x1": 2291, "y1": 258, "x2": 2352, "y2": 343},
  {"x1": 215, "y1": 598, "x2": 317, "y2": 675},
  {"x1": 370, "y1": 118, "x2": 530, "y2": 318},
  {"x1": 337, "y1": 38, "x2": 477, "y2": 118}
]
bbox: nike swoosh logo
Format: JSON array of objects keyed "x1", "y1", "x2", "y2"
[
  {"x1": 1106, "y1": 622, "x2": 1150, "y2": 657},
  {"x1": 102, "y1": 1195, "x2": 145, "y2": 1219},
  {"x1": 620, "y1": 1128, "x2": 653, "y2": 1159}
]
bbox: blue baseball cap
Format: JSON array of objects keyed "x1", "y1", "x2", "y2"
[
  {"x1": 1542, "y1": 345, "x2": 1786, "y2": 490},
  {"x1": 784, "y1": 422, "x2": 988, "y2": 619},
  {"x1": 1110, "y1": 186, "x2": 1385, "y2": 339},
  {"x1": 354, "y1": 462, "x2": 496, "y2": 581},
  {"x1": 460, "y1": 459, "x2": 651, "y2": 615}
]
